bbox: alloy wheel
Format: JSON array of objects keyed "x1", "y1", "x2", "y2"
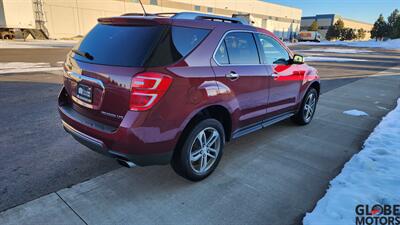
[
  {"x1": 189, "y1": 127, "x2": 221, "y2": 174},
  {"x1": 304, "y1": 93, "x2": 316, "y2": 122}
]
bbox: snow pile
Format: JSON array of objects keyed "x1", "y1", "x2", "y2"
[
  {"x1": 343, "y1": 110, "x2": 369, "y2": 116},
  {"x1": 305, "y1": 57, "x2": 367, "y2": 62},
  {"x1": 288, "y1": 39, "x2": 400, "y2": 50},
  {"x1": 303, "y1": 98, "x2": 400, "y2": 225},
  {"x1": 0, "y1": 40, "x2": 76, "y2": 49},
  {"x1": 299, "y1": 48, "x2": 373, "y2": 54},
  {"x1": 0, "y1": 62, "x2": 62, "y2": 74}
]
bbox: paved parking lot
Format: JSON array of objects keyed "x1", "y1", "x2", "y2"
[{"x1": 0, "y1": 44, "x2": 399, "y2": 224}]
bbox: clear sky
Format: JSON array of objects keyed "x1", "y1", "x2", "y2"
[{"x1": 263, "y1": 0, "x2": 399, "y2": 23}]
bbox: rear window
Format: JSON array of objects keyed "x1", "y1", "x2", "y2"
[
  {"x1": 73, "y1": 24, "x2": 210, "y2": 67},
  {"x1": 73, "y1": 24, "x2": 166, "y2": 67}
]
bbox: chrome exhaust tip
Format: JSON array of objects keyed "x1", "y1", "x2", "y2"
[{"x1": 116, "y1": 159, "x2": 136, "y2": 168}]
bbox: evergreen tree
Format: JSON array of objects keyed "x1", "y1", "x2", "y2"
[
  {"x1": 326, "y1": 19, "x2": 345, "y2": 40},
  {"x1": 325, "y1": 26, "x2": 335, "y2": 41},
  {"x1": 393, "y1": 15, "x2": 400, "y2": 38},
  {"x1": 308, "y1": 21, "x2": 319, "y2": 31},
  {"x1": 357, "y1": 28, "x2": 366, "y2": 40},
  {"x1": 387, "y1": 9, "x2": 400, "y2": 38},
  {"x1": 342, "y1": 28, "x2": 357, "y2": 40},
  {"x1": 371, "y1": 14, "x2": 388, "y2": 41}
]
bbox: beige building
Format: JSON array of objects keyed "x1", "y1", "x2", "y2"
[
  {"x1": 1, "y1": 0, "x2": 302, "y2": 40},
  {"x1": 301, "y1": 14, "x2": 373, "y2": 40}
]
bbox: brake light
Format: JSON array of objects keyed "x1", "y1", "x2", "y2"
[{"x1": 130, "y1": 72, "x2": 173, "y2": 111}]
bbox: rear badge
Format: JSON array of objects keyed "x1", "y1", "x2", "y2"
[{"x1": 101, "y1": 111, "x2": 124, "y2": 120}]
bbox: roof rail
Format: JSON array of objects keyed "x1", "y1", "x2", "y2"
[
  {"x1": 121, "y1": 13, "x2": 154, "y2": 16},
  {"x1": 172, "y1": 12, "x2": 249, "y2": 25},
  {"x1": 121, "y1": 12, "x2": 249, "y2": 25}
]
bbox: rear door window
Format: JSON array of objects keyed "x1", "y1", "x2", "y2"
[
  {"x1": 214, "y1": 40, "x2": 229, "y2": 64},
  {"x1": 221, "y1": 32, "x2": 260, "y2": 65}
]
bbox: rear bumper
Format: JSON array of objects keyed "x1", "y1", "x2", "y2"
[
  {"x1": 63, "y1": 120, "x2": 172, "y2": 166},
  {"x1": 58, "y1": 87, "x2": 176, "y2": 166}
]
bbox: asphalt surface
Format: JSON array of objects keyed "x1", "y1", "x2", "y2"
[{"x1": 0, "y1": 45, "x2": 399, "y2": 213}]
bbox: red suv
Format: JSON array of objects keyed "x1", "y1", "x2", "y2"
[{"x1": 58, "y1": 12, "x2": 320, "y2": 181}]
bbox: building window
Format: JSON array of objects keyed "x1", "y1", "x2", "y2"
[
  {"x1": 194, "y1": 5, "x2": 201, "y2": 11},
  {"x1": 150, "y1": 0, "x2": 158, "y2": 5},
  {"x1": 131, "y1": 0, "x2": 139, "y2": 3},
  {"x1": 207, "y1": 7, "x2": 213, "y2": 13},
  {"x1": 262, "y1": 19, "x2": 267, "y2": 28}
]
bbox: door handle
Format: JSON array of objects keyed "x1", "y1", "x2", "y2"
[
  {"x1": 226, "y1": 71, "x2": 239, "y2": 80},
  {"x1": 271, "y1": 73, "x2": 279, "y2": 80}
]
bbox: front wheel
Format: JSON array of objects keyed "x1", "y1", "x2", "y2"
[
  {"x1": 292, "y1": 88, "x2": 318, "y2": 125},
  {"x1": 171, "y1": 119, "x2": 225, "y2": 181}
]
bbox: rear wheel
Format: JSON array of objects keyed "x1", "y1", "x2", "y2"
[
  {"x1": 171, "y1": 118, "x2": 225, "y2": 181},
  {"x1": 292, "y1": 88, "x2": 318, "y2": 125}
]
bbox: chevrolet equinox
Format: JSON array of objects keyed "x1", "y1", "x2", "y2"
[{"x1": 58, "y1": 12, "x2": 320, "y2": 181}]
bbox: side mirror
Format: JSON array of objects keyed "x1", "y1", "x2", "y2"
[{"x1": 292, "y1": 54, "x2": 304, "y2": 64}]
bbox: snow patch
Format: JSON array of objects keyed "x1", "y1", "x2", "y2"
[
  {"x1": 377, "y1": 106, "x2": 389, "y2": 111},
  {"x1": 304, "y1": 98, "x2": 400, "y2": 225},
  {"x1": 299, "y1": 48, "x2": 373, "y2": 54},
  {"x1": 305, "y1": 56, "x2": 367, "y2": 62},
  {"x1": 0, "y1": 40, "x2": 77, "y2": 49},
  {"x1": 343, "y1": 110, "x2": 369, "y2": 116},
  {"x1": 0, "y1": 62, "x2": 62, "y2": 74},
  {"x1": 288, "y1": 39, "x2": 400, "y2": 50}
]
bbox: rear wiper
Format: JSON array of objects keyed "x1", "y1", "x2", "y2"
[{"x1": 72, "y1": 49, "x2": 94, "y2": 60}]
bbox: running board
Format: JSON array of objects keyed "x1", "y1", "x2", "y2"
[{"x1": 232, "y1": 112, "x2": 294, "y2": 139}]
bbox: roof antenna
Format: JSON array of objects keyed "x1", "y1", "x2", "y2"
[{"x1": 138, "y1": 0, "x2": 147, "y2": 16}]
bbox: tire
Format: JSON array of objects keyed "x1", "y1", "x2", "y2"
[
  {"x1": 171, "y1": 118, "x2": 225, "y2": 181},
  {"x1": 292, "y1": 88, "x2": 318, "y2": 125}
]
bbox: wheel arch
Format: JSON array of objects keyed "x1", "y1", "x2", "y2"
[
  {"x1": 309, "y1": 81, "x2": 320, "y2": 96},
  {"x1": 173, "y1": 104, "x2": 232, "y2": 158}
]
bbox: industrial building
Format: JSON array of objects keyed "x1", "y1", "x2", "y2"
[
  {"x1": 0, "y1": 0, "x2": 302, "y2": 40},
  {"x1": 301, "y1": 14, "x2": 373, "y2": 40}
]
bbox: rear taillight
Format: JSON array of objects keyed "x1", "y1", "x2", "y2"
[{"x1": 130, "y1": 72, "x2": 173, "y2": 111}]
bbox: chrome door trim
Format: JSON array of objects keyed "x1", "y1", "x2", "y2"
[{"x1": 212, "y1": 29, "x2": 292, "y2": 68}]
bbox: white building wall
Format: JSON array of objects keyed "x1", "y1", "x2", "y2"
[{"x1": 40, "y1": 0, "x2": 301, "y2": 39}]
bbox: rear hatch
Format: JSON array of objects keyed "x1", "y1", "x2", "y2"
[
  {"x1": 64, "y1": 21, "x2": 167, "y2": 127},
  {"x1": 63, "y1": 17, "x2": 210, "y2": 128}
]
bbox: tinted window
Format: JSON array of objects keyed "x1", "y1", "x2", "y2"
[
  {"x1": 257, "y1": 34, "x2": 290, "y2": 65},
  {"x1": 214, "y1": 41, "x2": 229, "y2": 64},
  {"x1": 146, "y1": 26, "x2": 210, "y2": 67},
  {"x1": 223, "y1": 32, "x2": 260, "y2": 65},
  {"x1": 74, "y1": 24, "x2": 209, "y2": 67},
  {"x1": 171, "y1": 26, "x2": 209, "y2": 57},
  {"x1": 73, "y1": 24, "x2": 165, "y2": 67}
]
